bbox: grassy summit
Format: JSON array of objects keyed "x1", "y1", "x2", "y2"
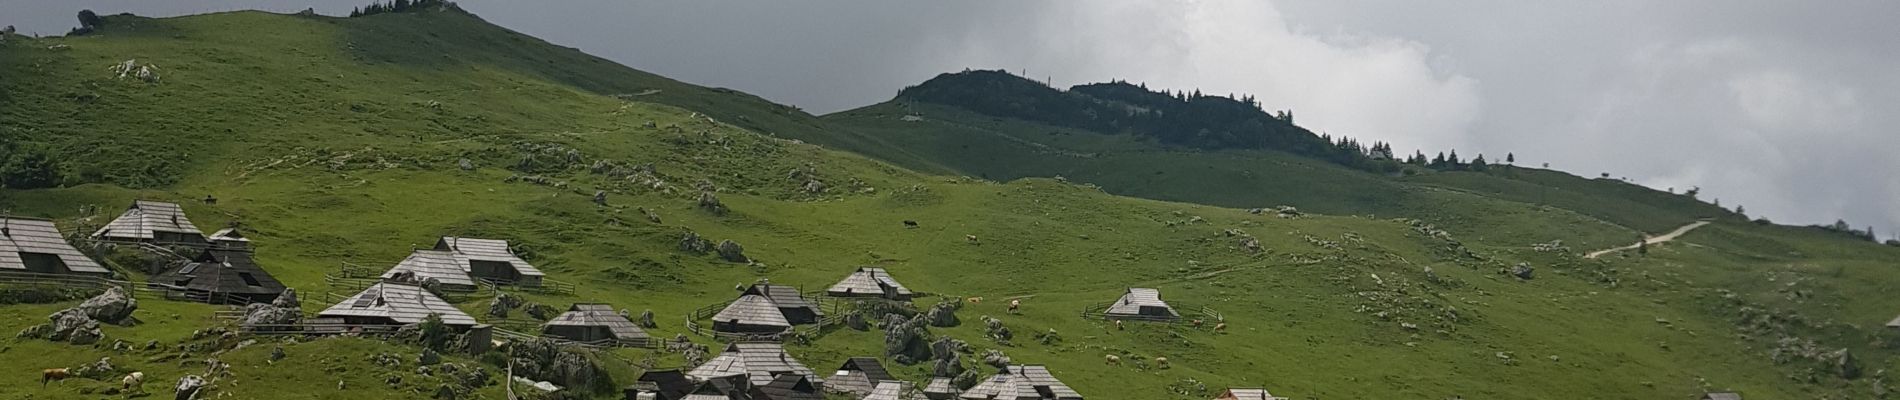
[{"x1": 2, "y1": 6, "x2": 1898, "y2": 400}]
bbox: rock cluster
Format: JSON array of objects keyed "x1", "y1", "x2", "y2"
[
  {"x1": 242, "y1": 289, "x2": 302, "y2": 326},
  {"x1": 678, "y1": 231, "x2": 711, "y2": 254},
  {"x1": 18, "y1": 287, "x2": 140, "y2": 345},
  {"x1": 716, "y1": 240, "x2": 748, "y2": 263}
]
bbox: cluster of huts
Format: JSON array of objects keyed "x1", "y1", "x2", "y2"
[{"x1": 2, "y1": 200, "x2": 1330, "y2": 400}]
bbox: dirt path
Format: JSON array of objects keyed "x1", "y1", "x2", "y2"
[{"x1": 1584, "y1": 220, "x2": 1712, "y2": 259}]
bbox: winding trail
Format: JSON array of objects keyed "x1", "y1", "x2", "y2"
[{"x1": 1584, "y1": 220, "x2": 1713, "y2": 259}]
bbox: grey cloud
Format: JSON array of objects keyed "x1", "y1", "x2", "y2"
[{"x1": 2, "y1": 0, "x2": 1894, "y2": 237}]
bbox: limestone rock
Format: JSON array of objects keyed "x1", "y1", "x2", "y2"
[
  {"x1": 697, "y1": 192, "x2": 727, "y2": 215},
  {"x1": 716, "y1": 240, "x2": 747, "y2": 263},
  {"x1": 678, "y1": 231, "x2": 711, "y2": 254}
]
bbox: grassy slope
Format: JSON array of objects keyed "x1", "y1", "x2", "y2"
[{"x1": 0, "y1": 8, "x2": 1896, "y2": 400}]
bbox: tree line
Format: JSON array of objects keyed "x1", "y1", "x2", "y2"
[{"x1": 349, "y1": 0, "x2": 449, "y2": 18}]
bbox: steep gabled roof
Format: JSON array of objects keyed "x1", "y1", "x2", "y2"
[
  {"x1": 750, "y1": 283, "x2": 818, "y2": 312},
  {"x1": 92, "y1": 200, "x2": 203, "y2": 241},
  {"x1": 208, "y1": 228, "x2": 250, "y2": 244},
  {"x1": 0, "y1": 217, "x2": 108, "y2": 274},
  {"x1": 544, "y1": 303, "x2": 648, "y2": 341},
  {"x1": 961, "y1": 365, "x2": 1081, "y2": 400},
  {"x1": 714, "y1": 294, "x2": 792, "y2": 328},
  {"x1": 317, "y1": 282, "x2": 478, "y2": 326},
  {"x1": 633, "y1": 369, "x2": 695, "y2": 400},
  {"x1": 865, "y1": 381, "x2": 917, "y2": 400},
  {"x1": 155, "y1": 248, "x2": 285, "y2": 296},
  {"x1": 1104, "y1": 288, "x2": 1177, "y2": 316},
  {"x1": 840, "y1": 357, "x2": 896, "y2": 383},
  {"x1": 436, "y1": 237, "x2": 543, "y2": 277},
  {"x1": 687, "y1": 342, "x2": 822, "y2": 388},
  {"x1": 827, "y1": 267, "x2": 913, "y2": 297},
  {"x1": 752, "y1": 374, "x2": 822, "y2": 400},
  {"x1": 381, "y1": 249, "x2": 476, "y2": 287},
  {"x1": 1221, "y1": 388, "x2": 1282, "y2": 400}
]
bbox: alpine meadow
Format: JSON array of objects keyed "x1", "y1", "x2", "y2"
[{"x1": 2, "y1": 4, "x2": 1898, "y2": 400}]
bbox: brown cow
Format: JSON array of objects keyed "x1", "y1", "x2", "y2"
[{"x1": 42, "y1": 368, "x2": 70, "y2": 387}]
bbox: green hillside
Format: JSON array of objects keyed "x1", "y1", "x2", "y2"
[{"x1": 2, "y1": 7, "x2": 1898, "y2": 400}]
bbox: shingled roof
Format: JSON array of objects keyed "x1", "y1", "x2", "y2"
[
  {"x1": 382, "y1": 249, "x2": 475, "y2": 288},
  {"x1": 961, "y1": 365, "x2": 1082, "y2": 400},
  {"x1": 380, "y1": 237, "x2": 545, "y2": 289},
  {"x1": 543, "y1": 303, "x2": 649, "y2": 344},
  {"x1": 923, "y1": 378, "x2": 960, "y2": 400},
  {"x1": 1104, "y1": 288, "x2": 1178, "y2": 320},
  {"x1": 826, "y1": 267, "x2": 914, "y2": 300},
  {"x1": 864, "y1": 381, "x2": 919, "y2": 400},
  {"x1": 713, "y1": 293, "x2": 792, "y2": 331},
  {"x1": 687, "y1": 342, "x2": 823, "y2": 389},
  {"x1": 436, "y1": 237, "x2": 543, "y2": 277},
  {"x1": 0, "y1": 217, "x2": 108, "y2": 275},
  {"x1": 1702, "y1": 393, "x2": 1743, "y2": 400},
  {"x1": 751, "y1": 374, "x2": 823, "y2": 400},
  {"x1": 1217, "y1": 388, "x2": 1286, "y2": 400},
  {"x1": 153, "y1": 248, "x2": 286, "y2": 303},
  {"x1": 92, "y1": 200, "x2": 204, "y2": 243},
  {"x1": 830, "y1": 357, "x2": 898, "y2": 395},
  {"x1": 317, "y1": 282, "x2": 479, "y2": 327},
  {"x1": 208, "y1": 228, "x2": 251, "y2": 247}
]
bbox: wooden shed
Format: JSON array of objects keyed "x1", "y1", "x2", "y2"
[
  {"x1": 922, "y1": 377, "x2": 961, "y2": 400},
  {"x1": 317, "y1": 282, "x2": 479, "y2": 328},
  {"x1": 1215, "y1": 388, "x2": 1287, "y2": 400},
  {"x1": 0, "y1": 217, "x2": 109, "y2": 276},
  {"x1": 542, "y1": 303, "x2": 649, "y2": 346},
  {"x1": 687, "y1": 342, "x2": 824, "y2": 390},
  {"x1": 380, "y1": 236, "x2": 546, "y2": 291},
  {"x1": 826, "y1": 267, "x2": 914, "y2": 301},
  {"x1": 153, "y1": 248, "x2": 286, "y2": 304},
  {"x1": 92, "y1": 200, "x2": 206, "y2": 245},
  {"x1": 713, "y1": 292, "x2": 793, "y2": 334},
  {"x1": 828, "y1": 357, "x2": 896, "y2": 396},
  {"x1": 1104, "y1": 288, "x2": 1179, "y2": 321},
  {"x1": 961, "y1": 365, "x2": 1082, "y2": 400}
]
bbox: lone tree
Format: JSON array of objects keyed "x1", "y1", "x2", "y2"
[{"x1": 1506, "y1": 153, "x2": 1515, "y2": 164}]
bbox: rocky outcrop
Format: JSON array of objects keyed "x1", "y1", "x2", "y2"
[
  {"x1": 925, "y1": 299, "x2": 960, "y2": 327},
  {"x1": 678, "y1": 231, "x2": 711, "y2": 254},
  {"x1": 242, "y1": 289, "x2": 302, "y2": 326},
  {"x1": 636, "y1": 309, "x2": 656, "y2": 328},
  {"x1": 697, "y1": 192, "x2": 727, "y2": 215},
  {"x1": 1510, "y1": 263, "x2": 1534, "y2": 280},
  {"x1": 716, "y1": 240, "x2": 747, "y2": 263},
  {"x1": 78, "y1": 287, "x2": 138, "y2": 324},
  {"x1": 19, "y1": 287, "x2": 142, "y2": 345},
  {"x1": 175, "y1": 375, "x2": 206, "y2": 400}
]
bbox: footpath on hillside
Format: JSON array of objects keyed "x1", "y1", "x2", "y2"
[{"x1": 1584, "y1": 220, "x2": 1713, "y2": 259}]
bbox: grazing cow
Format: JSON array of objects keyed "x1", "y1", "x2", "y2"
[
  {"x1": 1104, "y1": 355, "x2": 1120, "y2": 365},
  {"x1": 1008, "y1": 299, "x2": 1021, "y2": 314},
  {"x1": 903, "y1": 220, "x2": 919, "y2": 228},
  {"x1": 122, "y1": 371, "x2": 145, "y2": 394},
  {"x1": 965, "y1": 235, "x2": 978, "y2": 244},
  {"x1": 42, "y1": 368, "x2": 70, "y2": 387},
  {"x1": 1114, "y1": 320, "x2": 1124, "y2": 331},
  {"x1": 1213, "y1": 322, "x2": 1228, "y2": 333},
  {"x1": 1155, "y1": 357, "x2": 1170, "y2": 369},
  {"x1": 1191, "y1": 319, "x2": 1204, "y2": 328},
  {"x1": 967, "y1": 297, "x2": 983, "y2": 304}
]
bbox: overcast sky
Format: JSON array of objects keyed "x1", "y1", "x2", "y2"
[{"x1": 4, "y1": 1, "x2": 1896, "y2": 238}]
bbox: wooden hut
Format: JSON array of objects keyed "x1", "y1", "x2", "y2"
[
  {"x1": 317, "y1": 282, "x2": 479, "y2": 328},
  {"x1": 1702, "y1": 393, "x2": 1742, "y2": 400},
  {"x1": 0, "y1": 217, "x2": 109, "y2": 276},
  {"x1": 713, "y1": 292, "x2": 793, "y2": 334},
  {"x1": 825, "y1": 267, "x2": 914, "y2": 300},
  {"x1": 753, "y1": 282, "x2": 822, "y2": 324},
  {"x1": 92, "y1": 200, "x2": 206, "y2": 245},
  {"x1": 381, "y1": 236, "x2": 545, "y2": 291},
  {"x1": 961, "y1": 365, "x2": 1082, "y2": 400},
  {"x1": 206, "y1": 227, "x2": 251, "y2": 249},
  {"x1": 627, "y1": 369, "x2": 695, "y2": 400},
  {"x1": 153, "y1": 248, "x2": 286, "y2": 304},
  {"x1": 828, "y1": 357, "x2": 896, "y2": 396},
  {"x1": 542, "y1": 303, "x2": 649, "y2": 346},
  {"x1": 922, "y1": 378, "x2": 960, "y2": 400},
  {"x1": 864, "y1": 381, "x2": 923, "y2": 400},
  {"x1": 750, "y1": 374, "x2": 823, "y2": 400},
  {"x1": 1215, "y1": 388, "x2": 1287, "y2": 400},
  {"x1": 1104, "y1": 288, "x2": 1179, "y2": 321},
  {"x1": 687, "y1": 342, "x2": 824, "y2": 390}
]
